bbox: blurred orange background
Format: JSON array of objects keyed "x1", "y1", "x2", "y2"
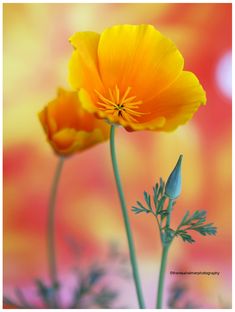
[{"x1": 3, "y1": 3, "x2": 231, "y2": 308}]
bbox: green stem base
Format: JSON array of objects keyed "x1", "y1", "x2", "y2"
[{"x1": 156, "y1": 245, "x2": 169, "y2": 308}]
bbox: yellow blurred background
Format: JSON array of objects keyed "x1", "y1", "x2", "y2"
[{"x1": 3, "y1": 3, "x2": 231, "y2": 308}]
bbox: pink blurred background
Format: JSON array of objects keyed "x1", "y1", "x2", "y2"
[{"x1": 3, "y1": 3, "x2": 232, "y2": 308}]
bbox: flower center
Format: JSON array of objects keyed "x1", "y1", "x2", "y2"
[{"x1": 94, "y1": 85, "x2": 146, "y2": 123}]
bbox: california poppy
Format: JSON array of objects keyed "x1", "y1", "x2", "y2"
[
  {"x1": 69, "y1": 24, "x2": 206, "y2": 131},
  {"x1": 39, "y1": 88, "x2": 109, "y2": 155}
]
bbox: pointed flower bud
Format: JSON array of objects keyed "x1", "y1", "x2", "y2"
[{"x1": 165, "y1": 155, "x2": 183, "y2": 199}]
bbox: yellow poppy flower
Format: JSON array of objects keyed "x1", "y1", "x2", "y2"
[
  {"x1": 38, "y1": 88, "x2": 109, "y2": 156},
  {"x1": 68, "y1": 24, "x2": 206, "y2": 131}
]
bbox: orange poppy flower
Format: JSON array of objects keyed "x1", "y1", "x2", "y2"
[
  {"x1": 68, "y1": 24, "x2": 206, "y2": 131},
  {"x1": 38, "y1": 88, "x2": 109, "y2": 156}
]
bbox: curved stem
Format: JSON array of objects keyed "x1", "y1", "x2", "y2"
[
  {"x1": 156, "y1": 246, "x2": 169, "y2": 308},
  {"x1": 47, "y1": 157, "x2": 64, "y2": 308},
  {"x1": 109, "y1": 125, "x2": 145, "y2": 309},
  {"x1": 156, "y1": 197, "x2": 174, "y2": 308}
]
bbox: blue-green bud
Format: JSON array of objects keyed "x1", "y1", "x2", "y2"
[{"x1": 165, "y1": 155, "x2": 183, "y2": 199}]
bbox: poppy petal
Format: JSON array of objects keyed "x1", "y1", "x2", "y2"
[
  {"x1": 52, "y1": 128, "x2": 77, "y2": 151},
  {"x1": 98, "y1": 24, "x2": 184, "y2": 101},
  {"x1": 140, "y1": 71, "x2": 206, "y2": 131},
  {"x1": 68, "y1": 32, "x2": 104, "y2": 94}
]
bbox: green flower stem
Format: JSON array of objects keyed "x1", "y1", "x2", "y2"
[
  {"x1": 47, "y1": 157, "x2": 65, "y2": 308},
  {"x1": 156, "y1": 198, "x2": 174, "y2": 308},
  {"x1": 166, "y1": 198, "x2": 174, "y2": 228},
  {"x1": 156, "y1": 245, "x2": 169, "y2": 308},
  {"x1": 110, "y1": 125, "x2": 145, "y2": 309}
]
